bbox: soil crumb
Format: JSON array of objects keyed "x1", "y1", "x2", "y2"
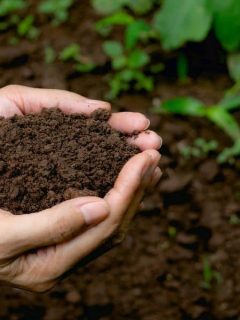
[{"x1": 0, "y1": 108, "x2": 139, "y2": 214}]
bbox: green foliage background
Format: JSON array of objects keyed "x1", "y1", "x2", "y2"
[{"x1": 1, "y1": 0, "x2": 240, "y2": 161}]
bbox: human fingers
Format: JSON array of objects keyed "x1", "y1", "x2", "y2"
[
  {"x1": 0, "y1": 85, "x2": 111, "y2": 116},
  {"x1": 0, "y1": 197, "x2": 109, "y2": 259},
  {"x1": 127, "y1": 130, "x2": 162, "y2": 151},
  {"x1": 108, "y1": 112, "x2": 150, "y2": 133},
  {"x1": 31, "y1": 151, "x2": 154, "y2": 277}
]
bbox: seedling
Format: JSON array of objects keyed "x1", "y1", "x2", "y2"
[
  {"x1": 102, "y1": 18, "x2": 163, "y2": 99},
  {"x1": 180, "y1": 139, "x2": 218, "y2": 159},
  {"x1": 0, "y1": 13, "x2": 39, "y2": 41},
  {"x1": 92, "y1": 0, "x2": 240, "y2": 84},
  {"x1": 17, "y1": 15, "x2": 39, "y2": 40},
  {"x1": 0, "y1": 0, "x2": 30, "y2": 36},
  {"x1": 95, "y1": 11, "x2": 134, "y2": 36},
  {"x1": 38, "y1": 0, "x2": 74, "y2": 25},
  {"x1": 59, "y1": 43, "x2": 81, "y2": 61},
  {"x1": 103, "y1": 40, "x2": 153, "y2": 99},
  {"x1": 153, "y1": 92, "x2": 240, "y2": 163},
  {"x1": 59, "y1": 44, "x2": 96, "y2": 73},
  {"x1": 201, "y1": 256, "x2": 222, "y2": 290},
  {"x1": 0, "y1": 0, "x2": 26, "y2": 17}
]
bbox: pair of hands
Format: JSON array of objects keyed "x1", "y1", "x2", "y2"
[{"x1": 0, "y1": 85, "x2": 161, "y2": 292}]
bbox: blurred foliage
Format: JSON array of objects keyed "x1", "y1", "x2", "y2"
[
  {"x1": 92, "y1": 0, "x2": 240, "y2": 84},
  {"x1": 201, "y1": 256, "x2": 222, "y2": 290},
  {"x1": 38, "y1": 0, "x2": 74, "y2": 25},
  {"x1": 180, "y1": 139, "x2": 218, "y2": 159},
  {"x1": 59, "y1": 43, "x2": 96, "y2": 73},
  {"x1": 102, "y1": 18, "x2": 157, "y2": 99},
  {"x1": 17, "y1": 15, "x2": 39, "y2": 39},
  {"x1": 154, "y1": 0, "x2": 212, "y2": 50},
  {"x1": 92, "y1": 0, "x2": 158, "y2": 15},
  {"x1": 44, "y1": 46, "x2": 57, "y2": 64},
  {"x1": 0, "y1": 0, "x2": 26, "y2": 16},
  {"x1": 92, "y1": 0, "x2": 240, "y2": 161},
  {"x1": 1, "y1": 0, "x2": 240, "y2": 161},
  {"x1": 153, "y1": 92, "x2": 240, "y2": 163}
]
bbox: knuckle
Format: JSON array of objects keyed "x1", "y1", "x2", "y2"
[{"x1": 50, "y1": 215, "x2": 74, "y2": 243}]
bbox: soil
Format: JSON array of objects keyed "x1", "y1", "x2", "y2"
[
  {"x1": 0, "y1": 0, "x2": 240, "y2": 319},
  {"x1": 0, "y1": 108, "x2": 138, "y2": 214}
]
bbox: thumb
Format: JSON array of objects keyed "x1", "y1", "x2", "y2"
[{"x1": 6, "y1": 197, "x2": 109, "y2": 257}]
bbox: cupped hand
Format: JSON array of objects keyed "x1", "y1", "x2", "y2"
[{"x1": 0, "y1": 85, "x2": 162, "y2": 292}]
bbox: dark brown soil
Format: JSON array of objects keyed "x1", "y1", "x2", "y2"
[
  {"x1": 0, "y1": 108, "x2": 138, "y2": 214},
  {"x1": 0, "y1": 0, "x2": 240, "y2": 319}
]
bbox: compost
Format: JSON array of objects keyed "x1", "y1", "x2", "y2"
[
  {"x1": 0, "y1": 108, "x2": 138, "y2": 214},
  {"x1": 0, "y1": 0, "x2": 240, "y2": 319}
]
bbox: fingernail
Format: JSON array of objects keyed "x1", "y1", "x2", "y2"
[
  {"x1": 150, "y1": 167, "x2": 162, "y2": 188},
  {"x1": 144, "y1": 119, "x2": 151, "y2": 130},
  {"x1": 141, "y1": 154, "x2": 152, "y2": 178},
  {"x1": 80, "y1": 201, "x2": 109, "y2": 225}
]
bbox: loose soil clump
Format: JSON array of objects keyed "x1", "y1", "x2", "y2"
[{"x1": 0, "y1": 108, "x2": 139, "y2": 214}]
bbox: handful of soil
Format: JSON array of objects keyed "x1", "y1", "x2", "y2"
[{"x1": 0, "y1": 108, "x2": 139, "y2": 215}]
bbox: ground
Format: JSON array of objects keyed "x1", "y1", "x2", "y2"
[{"x1": 0, "y1": 1, "x2": 240, "y2": 319}]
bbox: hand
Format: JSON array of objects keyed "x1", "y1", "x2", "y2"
[{"x1": 0, "y1": 85, "x2": 162, "y2": 292}]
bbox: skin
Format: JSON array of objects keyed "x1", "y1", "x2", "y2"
[{"x1": 0, "y1": 85, "x2": 162, "y2": 293}]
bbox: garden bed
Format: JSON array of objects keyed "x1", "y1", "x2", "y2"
[{"x1": 0, "y1": 1, "x2": 240, "y2": 319}]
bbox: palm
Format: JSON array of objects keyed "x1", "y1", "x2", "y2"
[{"x1": 0, "y1": 85, "x2": 161, "y2": 292}]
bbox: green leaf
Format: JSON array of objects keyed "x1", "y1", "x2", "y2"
[
  {"x1": 153, "y1": 0, "x2": 212, "y2": 50},
  {"x1": 112, "y1": 55, "x2": 127, "y2": 69},
  {"x1": 127, "y1": 0, "x2": 155, "y2": 14},
  {"x1": 127, "y1": 49, "x2": 150, "y2": 68},
  {"x1": 18, "y1": 15, "x2": 34, "y2": 36},
  {"x1": 106, "y1": 72, "x2": 130, "y2": 100},
  {"x1": 118, "y1": 69, "x2": 135, "y2": 81},
  {"x1": 207, "y1": 0, "x2": 233, "y2": 12},
  {"x1": 212, "y1": 0, "x2": 240, "y2": 51},
  {"x1": 125, "y1": 20, "x2": 151, "y2": 50},
  {"x1": 218, "y1": 140, "x2": 240, "y2": 163},
  {"x1": 227, "y1": 53, "x2": 240, "y2": 82},
  {"x1": 39, "y1": 0, "x2": 73, "y2": 25},
  {"x1": 95, "y1": 11, "x2": 133, "y2": 35},
  {"x1": 91, "y1": 0, "x2": 126, "y2": 14},
  {"x1": 0, "y1": 0, "x2": 26, "y2": 17},
  {"x1": 153, "y1": 97, "x2": 206, "y2": 116},
  {"x1": 220, "y1": 94, "x2": 240, "y2": 111},
  {"x1": 134, "y1": 73, "x2": 153, "y2": 91},
  {"x1": 75, "y1": 63, "x2": 96, "y2": 73},
  {"x1": 59, "y1": 44, "x2": 81, "y2": 61},
  {"x1": 103, "y1": 41, "x2": 123, "y2": 57},
  {"x1": 206, "y1": 106, "x2": 240, "y2": 141},
  {"x1": 92, "y1": 0, "x2": 155, "y2": 15}
]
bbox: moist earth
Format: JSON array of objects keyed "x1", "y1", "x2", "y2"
[
  {"x1": 0, "y1": 108, "x2": 139, "y2": 214},
  {"x1": 0, "y1": 0, "x2": 240, "y2": 319}
]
